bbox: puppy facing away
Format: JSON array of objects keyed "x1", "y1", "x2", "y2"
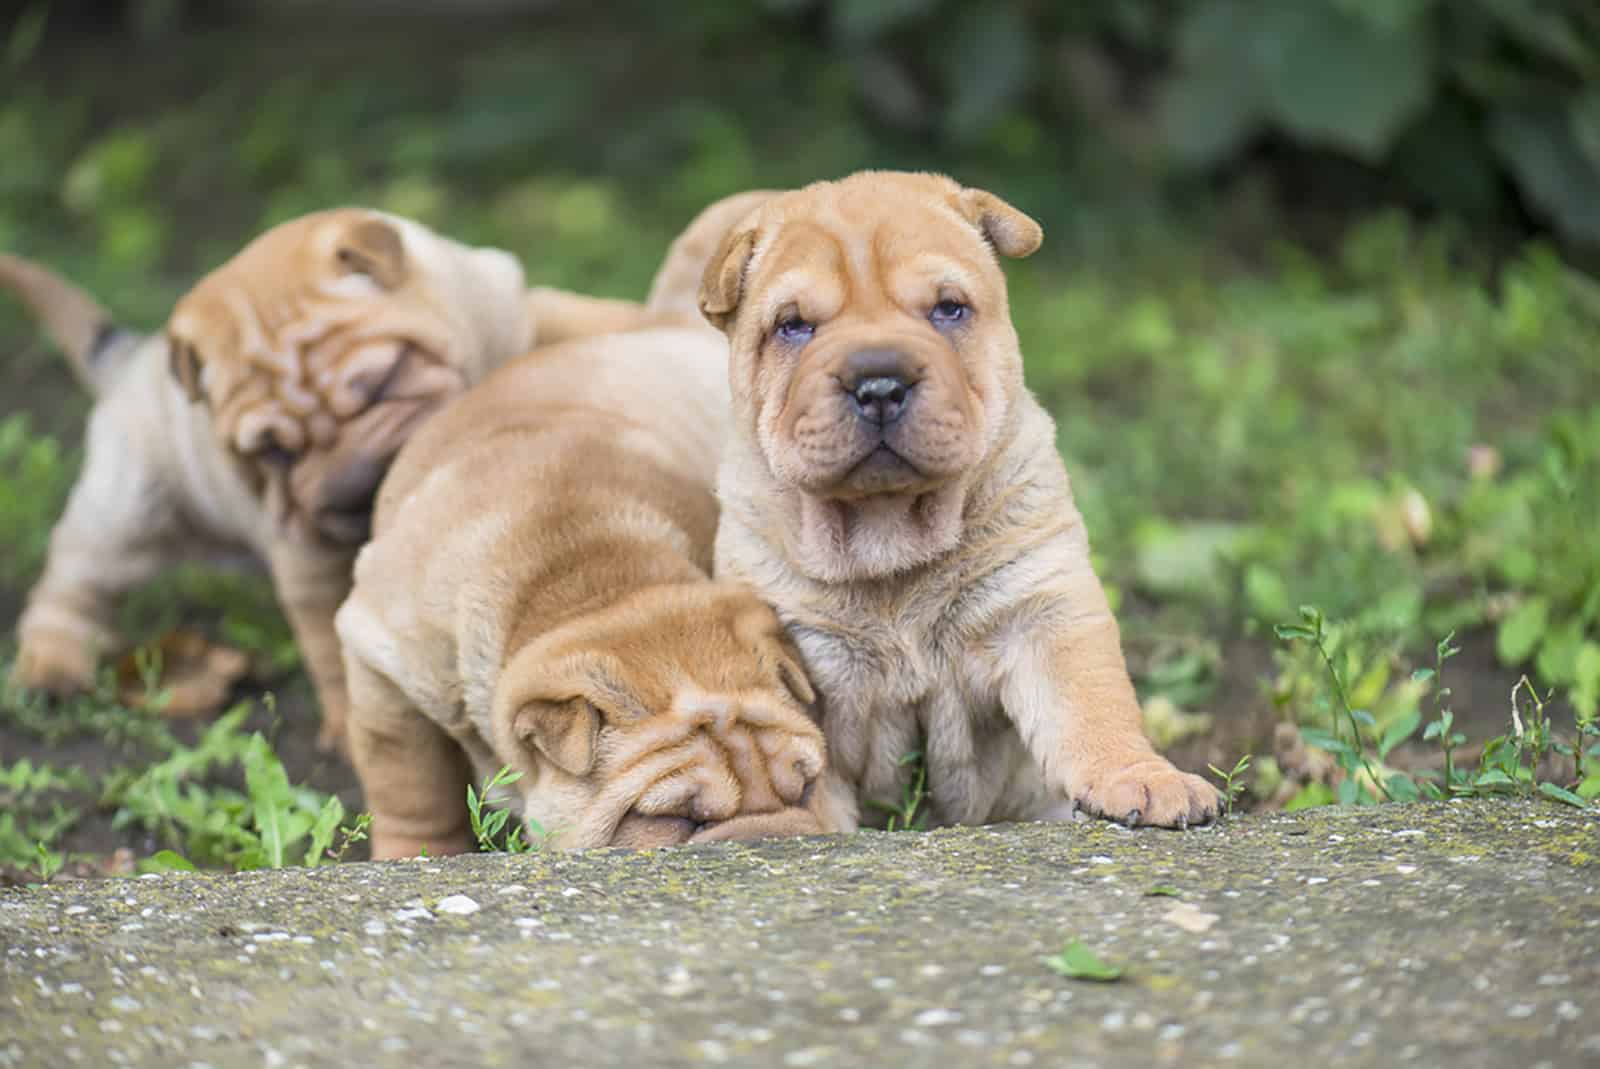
[
  {"x1": 700, "y1": 171, "x2": 1220, "y2": 830},
  {"x1": 335, "y1": 327, "x2": 839, "y2": 858},
  {"x1": 1, "y1": 211, "x2": 532, "y2": 748}
]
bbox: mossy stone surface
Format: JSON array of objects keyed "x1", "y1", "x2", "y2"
[{"x1": 3, "y1": 800, "x2": 1598, "y2": 1067}]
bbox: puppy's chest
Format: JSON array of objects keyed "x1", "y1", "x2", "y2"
[{"x1": 789, "y1": 583, "x2": 996, "y2": 724}]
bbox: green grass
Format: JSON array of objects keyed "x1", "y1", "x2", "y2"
[{"x1": 1, "y1": 14, "x2": 1597, "y2": 877}]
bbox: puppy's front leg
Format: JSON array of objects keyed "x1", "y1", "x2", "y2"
[
  {"x1": 13, "y1": 418, "x2": 179, "y2": 694},
  {"x1": 1001, "y1": 565, "x2": 1218, "y2": 828},
  {"x1": 345, "y1": 656, "x2": 474, "y2": 859},
  {"x1": 265, "y1": 540, "x2": 357, "y2": 754}
]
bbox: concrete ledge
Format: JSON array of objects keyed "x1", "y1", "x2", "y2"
[{"x1": 3, "y1": 800, "x2": 1597, "y2": 1067}]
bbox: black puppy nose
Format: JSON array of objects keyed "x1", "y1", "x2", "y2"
[{"x1": 851, "y1": 376, "x2": 909, "y2": 425}]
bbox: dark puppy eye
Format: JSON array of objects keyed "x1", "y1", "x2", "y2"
[
  {"x1": 930, "y1": 299, "x2": 968, "y2": 327},
  {"x1": 775, "y1": 317, "x2": 815, "y2": 344}
]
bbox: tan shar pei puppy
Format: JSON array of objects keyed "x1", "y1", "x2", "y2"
[
  {"x1": 336, "y1": 327, "x2": 840, "y2": 858},
  {"x1": 698, "y1": 171, "x2": 1220, "y2": 830},
  {"x1": 1, "y1": 211, "x2": 531, "y2": 749}
]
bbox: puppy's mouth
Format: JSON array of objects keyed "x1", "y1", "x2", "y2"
[
  {"x1": 610, "y1": 812, "x2": 701, "y2": 848},
  {"x1": 827, "y1": 442, "x2": 930, "y2": 500},
  {"x1": 286, "y1": 346, "x2": 466, "y2": 547},
  {"x1": 608, "y1": 807, "x2": 823, "y2": 849}
]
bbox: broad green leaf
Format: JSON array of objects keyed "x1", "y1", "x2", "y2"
[
  {"x1": 1336, "y1": 778, "x2": 1361, "y2": 806},
  {"x1": 938, "y1": 5, "x2": 1034, "y2": 142},
  {"x1": 828, "y1": 0, "x2": 935, "y2": 42},
  {"x1": 140, "y1": 850, "x2": 196, "y2": 873},
  {"x1": 1572, "y1": 89, "x2": 1600, "y2": 175},
  {"x1": 1474, "y1": 769, "x2": 1514, "y2": 788},
  {"x1": 1299, "y1": 728, "x2": 1353, "y2": 757},
  {"x1": 1537, "y1": 782, "x2": 1591, "y2": 809},
  {"x1": 1380, "y1": 709, "x2": 1422, "y2": 758},
  {"x1": 1535, "y1": 618, "x2": 1585, "y2": 685},
  {"x1": 1386, "y1": 773, "x2": 1420, "y2": 803},
  {"x1": 1578, "y1": 775, "x2": 1600, "y2": 801},
  {"x1": 1158, "y1": 64, "x2": 1263, "y2": 168},
  {"x1": 1259, "y1": 5, "x2": 1433, "y2": 158},
  {"x1": 1043, "y1": 941, "x2": 1123, "y2": 982},
  {"x1": 1410, "y1": 668, "x2": 1435, "y2": 684},
  {"x1": 243, "y1": 734, "x2": 295, "y2": 869},
  {"x1": 1495, "y1": 596, "x2": 1549, "y2": 666},
  {"x1": 303, "y1": 796, "x2": 346, "y2": 868},
  {"x1": 1284, "y1": 782, "x2": 1336, "y2": 811},
  {"x1": 1490, "y1": 104, "x2": 1600, "y2": 247},
  {"x1": 1572, "y1": 643, "x2": 1600, "y2": 716}
]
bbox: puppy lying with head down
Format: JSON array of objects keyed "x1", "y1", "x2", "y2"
[
  {"x1": 700, "y1": 171, "x2": 1220, "y2": 830},
  {"x1": 335, "y1": 327, "x2": 839, "y2": 858},
  {"x1": 1, "y1": 212, "x2": 532, "y2": 748}
]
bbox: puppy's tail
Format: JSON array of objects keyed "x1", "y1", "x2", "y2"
[
  {"x1": 645, "y1": 190, "x2": 781, "y2": 321},
  {"x1": 0, "y1": 253, "x2": 135, "y2": 395}
]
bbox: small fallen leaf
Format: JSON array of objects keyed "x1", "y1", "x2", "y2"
[
  {"x1": 1145, "y1": 885, "x2": 1180, "y2": 897},
  {"x1": 1042, "y1": 940, "x2": 1123, "y2": 982},
  {"x1": 117, "y1": 631, "x2": 251, "y2": 718},
  {"x1": 1161, "y1": 902, "x2": 1220, "y2": 933}
]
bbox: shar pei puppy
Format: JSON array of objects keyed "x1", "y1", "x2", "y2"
[
  {"x1": 1, "y1": 211, "x2": 532, "y2": 749},
  {"x1": 335, "y1": 327, "x2": 841, "y2": 858},
  {"x1": 699, "y1": 171, "x2": 1220, "y2": 830}
]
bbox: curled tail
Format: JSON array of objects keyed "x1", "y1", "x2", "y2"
[
  {"x1": 0, "y1": 253, "x2": 135, "y2": 394},
  {"x1": 645, "y1": 190, "x2": 780, "y2": 321}
]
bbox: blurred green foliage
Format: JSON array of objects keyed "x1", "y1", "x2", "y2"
[{"x1": 736, "y1": 0, "x2": 1600, "y2": 245}]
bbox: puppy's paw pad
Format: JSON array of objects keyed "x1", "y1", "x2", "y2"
[{"x1": 1075, "y1": 759, "x2": 1220, "y2": 829}]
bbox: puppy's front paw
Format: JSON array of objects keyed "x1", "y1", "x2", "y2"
[
  {"x1": 10, "y1": 635, "x2": 98, "y2": 697},
  {"x1": 1072, "y1": 757, "x2": 1219, "y2": 829}
]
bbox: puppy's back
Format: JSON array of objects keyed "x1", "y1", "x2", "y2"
[{"x1": 374, "y1": 326, "x2": 730, "y2": 532}]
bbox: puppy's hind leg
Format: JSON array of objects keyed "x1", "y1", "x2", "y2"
[
  {"x1": 342, "y1": 644, "x2": 474, "y2": 860},
  {"x1": 265, "y1": 541, "x2": 358, "y2": 755},
  {"x1": 12, "y1": 413, "x2": 182, "y2": 696}
]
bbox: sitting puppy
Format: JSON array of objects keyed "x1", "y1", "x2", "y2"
[
  {"x1": 700, "y1": 172, "x2": 1219, "y2": 830},
  {"x1": 1, "y1": 211, "x2": 532, "y2": 749},
  {"x1": 335, "y1": 327, "x2": 839, "y2": 858}
]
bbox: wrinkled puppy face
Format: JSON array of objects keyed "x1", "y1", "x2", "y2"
[
  {"x1": 492, "y1": 584, "x2": 827, "y2": 849},
  {"x1": 700, "y1": 173, "x2": 1041, "y2": 506},
  {"x1": 167, "y1": 210, "x2": 530, "y2": 547}
]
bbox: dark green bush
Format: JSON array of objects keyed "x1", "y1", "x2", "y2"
[{"x1": 731, "y1": 0, "x2": 1600, "y2": 245}]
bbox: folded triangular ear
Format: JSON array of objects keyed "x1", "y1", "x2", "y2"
[
  {"x1": 769, "y1": 635, "x2": 816, "y2": 708},
  {"x1": 697, "y1": 227, "x2": 758, "y2": 332},
  {"x1": 511, "y1": 697, "x2": 601, "y2": 777},
  {"x1": 335, "y1": 218, "x2": 407, "y2": 289},
  {"x1": 957, "y1": 188, "x2": 1043, "y2": 259},
  {"x1": 167, "y1": 336, "x2": 205, "y2": 403}
]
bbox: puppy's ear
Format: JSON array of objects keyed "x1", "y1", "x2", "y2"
[
  {"x1": 167, "y1": 336, "x2": 205, "y2": 404},
  {"x1": 698, "y1": 227, "x2": 757, "y2": 332},
  {"x1": 768, "y1": 635, "x2": 816, "y2": 708},
  {"x1": 511, "y1": 697, "x2": 601, "y2": 777},
  {"x1": 957, "y1": 188, "x2": 1043, "y2": 259},
  {"x1": 335, "y1": 218, "x2": 408, "y2": 289}
]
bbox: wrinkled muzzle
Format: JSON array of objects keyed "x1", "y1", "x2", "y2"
[
  {"x1": 774, "y1": 335, "x2": 982, "y2": 499},
  {"x1": 574, "y1": 695, "x2": 827, "y2": 850},
  {"x1": 241, "y1": 341, "x2": 467, "y2": 546}
]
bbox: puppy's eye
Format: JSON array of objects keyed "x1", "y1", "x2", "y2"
[
  {"x1": 929, "y1": 299, "x2": 968, "y2": 327},
  {"x1": 775, "y1": 317, "x2": 815, "y2": 344}
]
